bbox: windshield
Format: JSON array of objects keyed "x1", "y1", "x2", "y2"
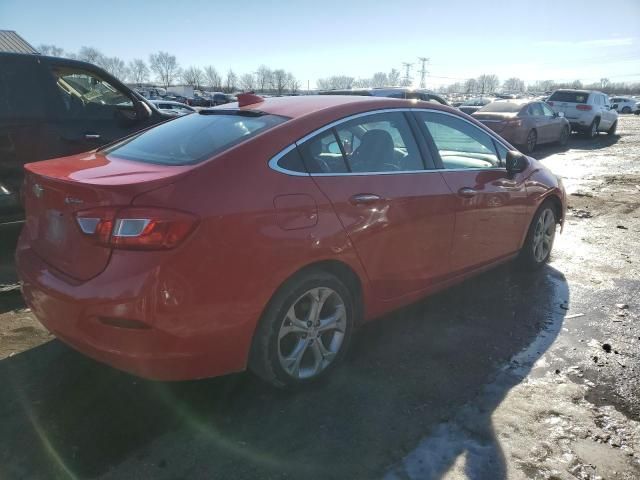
[
  {"x1": 478, "y1": 102, "x2": 523, "y2": 113},
  {"x1": 103, "y1": 112, "x2": 286, "y2": 165}
]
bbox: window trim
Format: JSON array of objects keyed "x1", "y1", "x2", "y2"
[{"x1": 268, "y1": 107, "x2": 513, "y2": 176}]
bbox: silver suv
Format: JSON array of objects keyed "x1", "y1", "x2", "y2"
[{"x1": 547, "y1": 89, "x2": 618, "y2": 138}]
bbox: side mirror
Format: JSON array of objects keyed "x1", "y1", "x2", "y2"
[
  {"x1": 557, "y1": 111, "x2": 565, "y2": 118},
  {"x1": 506, "y1": 150, "x2": 529, "y2": 174}
]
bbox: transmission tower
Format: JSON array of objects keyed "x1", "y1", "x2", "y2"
[
  {"x1": 402, "y1": 62, "x2": 414, "y2": 86},
  {"x1": 417, "y1": 57, "x2": 429, "y2": 89}
]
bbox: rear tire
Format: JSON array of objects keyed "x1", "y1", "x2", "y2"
[
  {"x1": 249, "y1": 271, "x2": 355, "y2": 388},
  {"x1": 518, "y1": 200, "x2": 558, "y2": 270},
  {"x1": 523, "y1": 129, "x2": 537, "y2": 154},
  {"x1": 584, "y1": 119, "x2": 599, "y2": 138},
  {"x1": 607, "y1": 121, "x2": 618, "y2": 136},
  {"x1": 558, "y1": 126, "x2": 570, "y2": 146}
]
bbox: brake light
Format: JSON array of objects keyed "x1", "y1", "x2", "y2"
[
  {"x1": 506, "y1": 118, "x2": 523, "y2": 127},
  {"x1": 576, "y1": 104, "x2": 592, "y2": 111},
  {"x1": 75, "y1": 207, "x2": 198, "y2": 250}
]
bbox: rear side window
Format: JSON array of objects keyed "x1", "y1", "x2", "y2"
[
  {"x1": 104, "y1": 112, "x2": 287, "y2": 165},
  {"x1": 548, "y1": 91, "x2": 589, "y2": 103}
]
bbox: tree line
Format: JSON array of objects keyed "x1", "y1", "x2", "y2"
[
  {"x1": 38, "y1": 45, "x2": 300, "y2": 94},
  {"x1": 38, "y1": 44, "x2": 640, "y2": 95}
]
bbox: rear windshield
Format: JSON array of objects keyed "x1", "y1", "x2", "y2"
[
  {"x1": 548, "y1": 91, "x2": 589, "y2": 103},
  {"x1": 103, "y1": 112, "x2": 286, "y2": 165},
  {"x1": 478, "y1": 102, "x2": 522, "y2": 113},
  {"x1": 461, "y1": 98, "x2": 491, "y2": 106}
]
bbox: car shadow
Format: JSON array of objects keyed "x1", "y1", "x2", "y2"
[
  {"x1": 0, "y1": 263, "x2": 569, "y2": 480},
  {"x1": 533, "y1": 133, "x2": 621, "y2": 160}
]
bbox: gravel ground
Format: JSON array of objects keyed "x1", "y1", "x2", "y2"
[{"x1": 0, "y1": 115, "x2": 638, "y2": 479}]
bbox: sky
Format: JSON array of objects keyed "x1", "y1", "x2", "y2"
[{"x1": 2, "y1": 0, "x2": 639, "y2": 89}]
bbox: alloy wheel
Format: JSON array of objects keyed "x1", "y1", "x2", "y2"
[
  {"x1": 532, "y1": 208, "x2": 556, "y2": 263},
  {"x1": 277, "y1": 287, "x2": 347, "y2": 380}
]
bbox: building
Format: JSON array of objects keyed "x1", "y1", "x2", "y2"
[{"x1": 0, "y1": 30, "x2": 38, "y2": 54}]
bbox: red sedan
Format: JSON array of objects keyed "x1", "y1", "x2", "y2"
[{"x1": 16, "y1": 94, "x2": 566, "y2": 387}]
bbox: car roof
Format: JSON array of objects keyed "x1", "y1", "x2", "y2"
[{"x1": 216, "y1": 94, "x2": 454, "y2": 120}]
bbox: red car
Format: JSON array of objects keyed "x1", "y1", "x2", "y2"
[{"x1": 16, "y1": 94, "x2": 566, "y2": 387}]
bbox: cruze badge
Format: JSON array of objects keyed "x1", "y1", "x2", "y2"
[
  {"x1": 64, "y1": 197, "x2": 84, "y2": 205},
  {"x1": 33, "y1": 183, "x2": 44, "y2": 198}
]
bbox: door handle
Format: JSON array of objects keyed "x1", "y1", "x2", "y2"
[
  {"x1": 458, "y1": 187, "x2": 477, "y2": 198},
  {"x1": 84, "y1": 133, "x2": 101, "y2": 140},
  {"x1": 349, "y1": 194, "x2": 383, "y2": 205}
]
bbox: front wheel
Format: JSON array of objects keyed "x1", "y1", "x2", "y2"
[
  {"x1": 518, "y1": 201, "x2": 558, "y2": 270},
  {"x1": 249, "y1": 271, "x2": 355, "y2": 388}
]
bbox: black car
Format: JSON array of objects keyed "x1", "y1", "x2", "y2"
[
  {"x1": 187, "y1": 96, "x2": 213, "y2": 107},
  {"x1": 0, "y1": 52, "x2": 170, "y2": 226}
]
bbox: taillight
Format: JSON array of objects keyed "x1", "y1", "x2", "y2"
[
  {"x1": 576, "y1": 104, "x2": 592, "y2": 111},
  {"x1": 75, "y1": 207, "x2": 198, "y2": 250},
  {"x1": 506, "y1": 118, "x2": 523, "y2": 127}
]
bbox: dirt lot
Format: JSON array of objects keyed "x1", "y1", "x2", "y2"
[{"x1": 1, "y1": 115, "x2": 639, "y2": 479}]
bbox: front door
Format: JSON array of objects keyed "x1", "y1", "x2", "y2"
[
  {"x1": 415, "y1": 110, "x2": 529, "y2": 272},
  {"x1": 297, "y1": 110, "x2": 456, "y2": 300}
]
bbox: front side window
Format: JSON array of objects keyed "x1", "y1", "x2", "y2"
[
  {"x1": 104, "y1": 112, "x2": 287, "y2": 165},
  {"x1": 335, "y1": 112, "x2": 424, "y2": 172},
  {"x1": 541, "y1": 103, "x2": 555, "y2": 117},
  {"x1": 50, "y1": 67, "x2": 133, "y2": 120},
  {"x1": 418, "y1": 111, "x2": 501, "y2": 169}
]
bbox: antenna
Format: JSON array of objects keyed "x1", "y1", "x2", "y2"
[
  {"x1": 417, "y1": 57, "x2": 429, "y2": 89},
  {"x1": 402, "y1": 62, "x2": 414, "y2": 87}
]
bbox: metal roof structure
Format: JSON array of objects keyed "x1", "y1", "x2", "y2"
[{"x1": 0, "y1": 30, "x2": 38, "y2": 54}]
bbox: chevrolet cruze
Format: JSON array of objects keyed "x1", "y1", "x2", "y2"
[{"x1": 16, "y1": 94, "x2": 566, "y2": 387}]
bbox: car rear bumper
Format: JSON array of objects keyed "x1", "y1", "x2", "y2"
[{"x1": 16, "y1": 241, "x2": 254, "y2": 381}]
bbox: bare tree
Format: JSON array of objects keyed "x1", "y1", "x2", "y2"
[
  {"x1": 571, "y1": 79, "x2": 583, "y2": 89},
  {"x1": 128, "y1": 59, "x2": 149, "y2": 84},
  {"x1": 225, "y1": 69, "x2": 237, "y2": 93},
  {"x1": 101, "y1": 57, "x2": 128, "y2": 80},
  {"x1": 149, "y1": 51, "x2": 181, "y2": 88},
  {"x1": 204, "y1": 66, "x2": 222, "y2": 91},
  {"x1": 503, "y1": 77, "x2": 525, "y2": 93},
  {"x1": 316, "y1": 75, "x2": 354, "y2": 90},
  {"x1": 388, "y1": 68, "x2": 401, "y2": 86},
  {"x1": 182, "y1": 66, "x2": 204, "y2": 89},
  {"x1": 38, "y1": 44, "x2": 64, "y2": 57},
  {"x1": 476, "y1": 74, "x2": 499, "y2": 94},
  {"x1": 239, "y1": 73, "x2": 256, "y2": 92},
  {"x1": 446, "y1": 82, "x2": 463, "y2": 94},
  {"x1": 270, "y1": 69, "x2": 288, "y2": 95},
  {"x1": 371, "y1": 72, "x2": 389, "y2": 88},
  {"x1": 600, "y1": 78, "x2": 610, "y2": 89},
  {"x1": 77, "y1": 46, "x2": 105, "y2": 65},
  {"x1": 286, "y1": 72, "x2": 301, "y2": 94},
  {"x1": 255, "y1": 65, "x2": 272, "y2": 93},
  {"x1": 464, "y1": 78, "x2": 478, "y2": 94}
]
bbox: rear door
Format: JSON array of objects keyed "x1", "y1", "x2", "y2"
[
  {"x1": 298, "y1": 110, "x2": 456, "y2": 300},
  {"x1": 526, "y1": 103, "x2": 550, "y2": 142},
  {"x1": 415, "y1": 110, "x2": 529, "y2": 272}
]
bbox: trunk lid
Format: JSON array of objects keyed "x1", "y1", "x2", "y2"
[
  {"x1": 23, "y1": 151, "x2": 192, "y2": 281},
  {"x1": 547, "y1": 91, "x2": 590, "y2": 120},
  {"x1": 472, "y1": 112, "x2": 517, "y2": 132}
]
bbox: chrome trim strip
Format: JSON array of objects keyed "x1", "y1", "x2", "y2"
[
  {"x1": 267, "y1": 107, "x2": 513, "y2": 177},
  {"x1": 267, "y1": 144, "x2": 309, "y2": 177}
]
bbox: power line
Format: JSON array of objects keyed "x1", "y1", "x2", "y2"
[{"x1": 417, "y1": 57, "x2": 429, "y2": 88}]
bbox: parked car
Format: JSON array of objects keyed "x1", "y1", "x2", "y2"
[
  {"x1": 473, "y1": 99, "x2": 571, "y2": 153},
  {"x1": 149, "y1": 100, "x2": 196, "y2": 116},
  {"x1": 318, "y1": 87, "x2": 450, "y2": 106},
  {"x1": 546, "y1": 89, "x2": 618, "y2": 137},
  {"x1": 210, "y1": 92, "x2": 234, "y2": 106},
  {"x1": 17, "y1": 94, "x2": 566, "y2": 387},
  {"x1": 0, "y1": 52, "x2": 171, "y2": 226},
  {"x1": 609, "y1": 97, "x2": 637, "y2": 114},
  {"x1": 458, "y1": 97, "x2": 495, "y2": 115},
  {"x1": 188, "y1": 96, "x2": 213, "y2": 107}
]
